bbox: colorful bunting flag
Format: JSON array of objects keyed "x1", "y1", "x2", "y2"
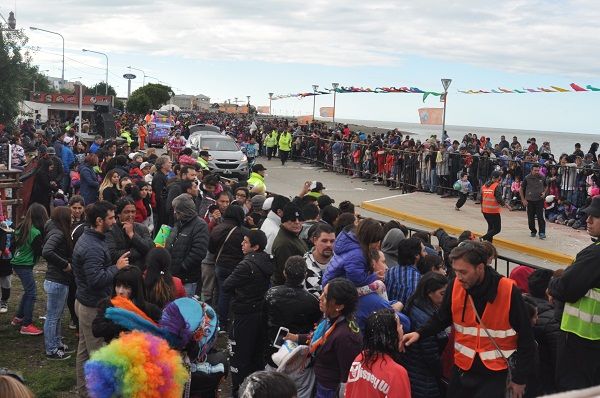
[
  {"x1": 570, "y1": 83, "x2": 588, "y2": 92},
  {"x1": 459, "y1": 83, "x2": 598, "y2": 94}
]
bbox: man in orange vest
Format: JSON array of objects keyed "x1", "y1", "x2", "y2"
[
  {"x1": 480, "y1": 170, "x2": 505, "y2": 242},
  {"x1": 402, "y1": 241, "x2": 535, "y2": 398}
]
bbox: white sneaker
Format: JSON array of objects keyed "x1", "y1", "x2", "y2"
[{"x1": 0, "y1": 301, "x2": 7, "y2": 313}]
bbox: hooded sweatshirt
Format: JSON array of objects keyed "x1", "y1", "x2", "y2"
[{"x1": 381, "y1": 229, "x2": 405, "y2": 268}]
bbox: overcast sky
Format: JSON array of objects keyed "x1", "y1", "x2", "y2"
[{"x1": 5, "y1": 0, "x2": 600, "y2": 133}]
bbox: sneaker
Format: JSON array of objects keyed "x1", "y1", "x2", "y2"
[
  {"x1": 60, "y1": 343, "x2": 75, "y2": 354},
  {"x1": 46, "y1": 349, "x2": 71, "y2": 361},
  {"x1": 39, "y1": 315, "x2": 47, "y2": 320},
  {"x1": 455, "y1": 207, "x2": 460, "y2": 211},
  {"x1": 68, "y1": 320, "x2": 77, "y2": 330},
  {"x1": 0, "y1": 301, "x2": 7, "y2": 313},
  {"x1": 11, "y1": 316, "x2": 23, "y2": 326},
  {"x1": 530, "y1": 232, "x2": 537, "y2": 237},
  {"x1": 539, "y1": 233, "x2": 546, "y2": 240},
  {"x1": 20, "y1": 324, "x2": 43, "y2": 335}
]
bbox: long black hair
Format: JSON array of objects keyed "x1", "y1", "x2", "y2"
[
  {"x1": 15, "y1": 203, "x2": 49, "y2": 249},
  {"x1": 362, "y1": 309, "x2": 401, "y2": 368},
  {"x1": 143, "y1": 248, "x2": 176, "y2": 309},
  {"x1": 404, "y1": 272, "x2": 448, "y2": 313},
  {"x1": 326, "y1": 278, "x2": 358, "y2": 319}
]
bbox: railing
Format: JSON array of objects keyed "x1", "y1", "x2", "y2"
[{"x1": 293, "y1": 135, "x2": 598, "y2": 209}]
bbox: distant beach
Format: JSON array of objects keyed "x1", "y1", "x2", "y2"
[{"x1": 323, "y1": 117, "x2": 598, "y2": 156}]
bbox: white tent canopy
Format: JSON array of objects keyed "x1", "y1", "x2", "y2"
[{"x1": 159, "y1": 104, "x2": 181, "y2": 111}]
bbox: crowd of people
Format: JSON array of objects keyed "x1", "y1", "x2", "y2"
[{"x1": 0, "y1": 111, "x2": 599, "y2": 398}]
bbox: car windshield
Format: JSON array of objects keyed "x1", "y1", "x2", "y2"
[{"x1": 200, "y1": 137, "x2": 239, "y2": 151}]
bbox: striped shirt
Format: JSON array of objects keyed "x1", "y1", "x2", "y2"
[{"x1": 385, "y1": 265, "x2": 421, "y2": 305}]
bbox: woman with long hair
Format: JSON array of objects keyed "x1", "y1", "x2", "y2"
[
  {"x1": 92, "y1": 266, "x2": 162, "y2": 343},
  {"x1": 345, "y1": 308, "x2": 412, "y2": 397},
  {"x1": 402, "y1": 272, "x2": 449, "y2": 398},
  {"x1": 10, "y1": 203, "x2": 49, "y2": 335},
  {"x1": 143, "y1": 248, "x2": 185, "y2": 309},
  {"x1": 42, "y1": 206, "x2": 74, "y2": 359},
  {"x1": 323, "y1": 218, "x2": 385, "y2": 288},
  {"x1": 286, "y1": 278, "x2": 362, "y2": 398},
  {"x1": 125, "y1": 181, "x2": 154, "y2": 232},
  {"x1": 98, "y1": 169, "x2": 121, "y2": 204}
]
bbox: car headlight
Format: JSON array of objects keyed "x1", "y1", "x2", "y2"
[{"x1": 240, "y1": 155, "x2": 247, "y2": 162}]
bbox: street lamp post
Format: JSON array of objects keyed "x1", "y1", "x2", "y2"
[
  {"x1": 30, "y1": 27, "x2": 64, "y2": 83},
  {"x1": 312, "y1": 84, "x2": 319, "y2": 125},
  {"x1": 247, "y1": 95, "x2": 250, "y2": 105},
  {"x1": 268, "y1": 92, "x2": 273, "y2": 115},
  {"x1": 127, "y1": 66, "x2": 146, "y2": 86},
  {"x1": 441, "y1": 78, "x2": 452, "y2": 139},
  {"x1": 82, "y1": 48, "x2": 108, "y2": 95},
  {"x1": 332, "y1": 83, "x2": 339, "y2": 124}
]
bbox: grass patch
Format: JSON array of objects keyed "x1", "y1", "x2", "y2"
[{"x1": 0, "y1": 264, "x2": 77, "y2": 398}]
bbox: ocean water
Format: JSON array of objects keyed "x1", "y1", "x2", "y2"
[{"x1": 328, "y1": 118, "x2": 599, "y2": 157}]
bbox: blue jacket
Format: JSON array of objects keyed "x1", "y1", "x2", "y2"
[
  {"x1": 322, "y1": 230, "x2": 377, "y2": 288},
  {"x1": 72, "y1": 228, "x2": 117, "y2": 307},
  {"x1": 403, "y1": 299, "x2": 447, "y2": 398},
  {"x1": 61, "y1": 145, "x2": 75, "y2": 173},
  {"x1": 356, "y1": 292, "x2": 412, "y2": 333},
  {"x1": 79, "y1": 163, "x2": 99, "y2": 204}
]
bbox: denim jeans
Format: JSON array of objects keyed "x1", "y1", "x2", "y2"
[
  {"x1": 43, "y1": 280, "x2": 69, "y2": 354},
  {"x1": 13, "y1": 266, "x2": 36, "y2": 326},
  {"x1": 215, "y1": 266, "x2": 233, "y2": 330},
  {"x1": 184, "y1": 282, "x2": 198, "y2": 297}
]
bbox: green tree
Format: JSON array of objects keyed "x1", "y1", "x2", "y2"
[
  {"x1": 85, "y1": 82, "x2": 117, "y2": 97},
  {"x1": 0, "y1": 26, "x2": 32, "y2": 125},
  {"x1": 126, "y1": 83, "x2": 174, "y2": 114}
]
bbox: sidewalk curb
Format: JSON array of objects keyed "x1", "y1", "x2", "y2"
[{"x1": 360, "y1": 201, "x2": 574, "y2": 266}]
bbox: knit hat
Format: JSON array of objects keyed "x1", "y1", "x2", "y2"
[
  {"x1": 251, "y1": 194, "x2": 266, "y2": 210},
  {"x1": 281, "y1": 203, "x2": 303, "y2": 223},
  {"x1": 173, "y1": 193, "x2": 197, "y2": 220}
]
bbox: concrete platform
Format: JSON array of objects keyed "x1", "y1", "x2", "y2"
[{"x1": 258, "y1": 158, "x2": 591, "y2": 270}]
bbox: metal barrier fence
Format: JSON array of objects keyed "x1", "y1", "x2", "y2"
[{"x1": 294, "y1": 135, "x2": 598, "y2": 208}]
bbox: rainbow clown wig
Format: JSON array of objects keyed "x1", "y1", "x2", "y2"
[{"x1": 84, "y1": 330, "x2": 188, "y2": 398}]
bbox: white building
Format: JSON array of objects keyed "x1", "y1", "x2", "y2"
[{"x1": 169, "y1": 94, "x2": 211, "y2": 111}]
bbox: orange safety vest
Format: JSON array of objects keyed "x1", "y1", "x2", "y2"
[
  {"x1": 451, "y1": 277, "x2": 518, "y2": 371},
  {"x1": 481, "y1": 181, "x2": 500, "y2": 214}
]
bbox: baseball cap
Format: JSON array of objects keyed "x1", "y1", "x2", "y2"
[
  {"x1": 252, "y1": 164, "x2": 267, "y2": 172},
  {"x1": 582, "y1": 196, "x2": 600, "y2": 217},
  {"x1": 199, "y1": 150, "x2": 210, "y2": 157},
  {"x1": 317, "y1": 195, "x2": 335, "y2": 208},
  {"x1": 262, "y1": 196, "x2": 274, "y2": 211},
  {"x1": 309, "y1": 181, "x2": 325, "y2": 192},
  {"x1": 281, "y1": 204, "x2": 304, "y2": 223},
  {"x1": 140, "y1": 162, "x2": 151, "y2": 170}
]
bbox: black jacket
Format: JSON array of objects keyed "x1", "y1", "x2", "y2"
[
  {"x1": 152, "y1": 170, "x2": 169, "y2": 227},
  {"x1": 92, "y1": 297, "x2": 162, "y2": 343},
  {"x1": 263, "y1": 282, "x2": 321, "y2": 341},
  {"x1": 165, "y1": 180, "x2": 184, "y2": 226},
  {"x1": 72, "y1": 228, "x2": 117, "y2": 307},
  {"x1": 528, "y1": 295, "x2": 560, "y2": 394},
  {"x1": 223, "y1": 251, "x2": 274, "y2": 314},
  {"x1": 105, "y1": 222, "x2": 154, "y2": 270},
  {"x1": 101, "y1": 185, "x2": 121, "y2": 204},
  {"x1": 42, "y1": 220, "x2": 73, "y2": 286},
  {"x1": 208, "y1": 220, "x2": 247, "y2": 271},
  {"x1": 418, "y1": 267, "x2": 536, "y2": 385},
  {"x1": 166, "y1": 215, "x2": 209, "y2": 283}
]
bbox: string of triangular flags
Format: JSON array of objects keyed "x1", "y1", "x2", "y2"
[
  {"x1": 271, "y1": 86, "x2": 442, "y2": 102},
  {"x1": 458, "y1": 83, "x2": 599, "y2": 94}
]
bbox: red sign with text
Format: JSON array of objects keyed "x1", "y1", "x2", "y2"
[{"x1": 30, "y1": 92, "x2": 113, "y2": 106}]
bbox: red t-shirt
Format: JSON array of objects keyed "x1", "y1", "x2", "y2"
[{"x1": 345, "y1": 353, "x2": 412, "y2": 398}]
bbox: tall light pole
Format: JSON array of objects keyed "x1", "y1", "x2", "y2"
[
  {"x1": 268, "y1": 92, "x2": 273, "y2": 115},
  {"x1": 30, "y1": 27, "x2": 64, "y2": 83},
  {"x1": 127, "y1": 66, "x2": 146, "y2": 86},
  {"x1": 82, "y1": 48, "x2": 108, "y2": 95},
  {"x1": 441, "y1": 78, "x2": 452, "y2": 139},
  {"x1": 311, "y1": 84, "x2": 319, "y2": 123},
  {"x1": 332, "y1": 83, "x2": 339, "y2": 124},
  {"x1": 146, "y1": 75, "x2": 160, "y2": 83}
]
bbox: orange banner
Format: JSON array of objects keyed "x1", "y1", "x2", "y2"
[
  {"x1": 418, "y1": 108, "x2": 444, "y2": 125},
  {"x1": 257, "y1": 106, "x2": 270, "y2": 114},
  {"x1": 320, "y1": 107, "x2": 334, "y2": 117},
  {"x1": 221, "y1": 105, "x2": 248, "y2": 114},
  {"x1": 296, "y1": 115, "x2": 314, "y2": 125}
]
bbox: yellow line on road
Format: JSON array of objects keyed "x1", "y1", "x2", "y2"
[{"x1": 361, "y1": 201, "x2": 574, "y2": 266}]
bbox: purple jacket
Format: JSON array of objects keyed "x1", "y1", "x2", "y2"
[{"x1": 322, "y1": 230, "x2": 378, "y2": 288}]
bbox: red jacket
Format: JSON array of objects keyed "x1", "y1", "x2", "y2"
[
  {"x1": 345, "y1": 353, "x2": 412, "y2": 398},
  {"x1": 134, "y1": 199, "x2": 148, "y2": 223}
]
